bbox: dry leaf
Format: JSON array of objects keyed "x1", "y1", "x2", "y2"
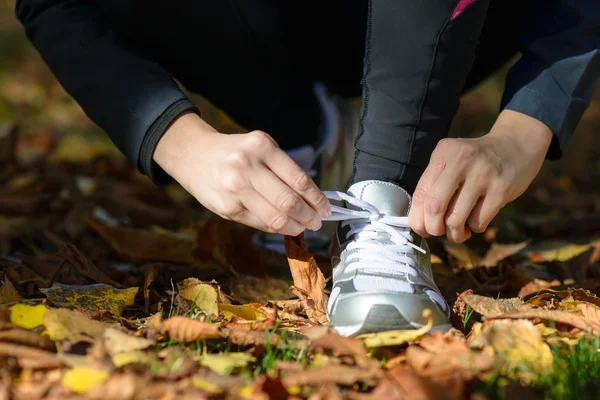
[
  {"x1": 479, "y1": 241, "x2": 529, "y2": 268},
  {"x1": 456, "y1": 291, "x2": 530, "y2": 318},
  {"x1": 229, "y1": 276, "x2": 292, "y2": 304},
  {"x1": 218, "y1": 303, "x2": 267, "y2": 321},
  {"x1": 199, "y1": 352, "x2": 256, "y2": 375},
  {"x1": 517, "y1": 279, "x2": 561, "y2": 298},
  {"x1": 103, "y1": 328, "x2": 154, "y2": 356},
  {"x1": 43, "y1": 308, "x2": 106, "y2": 343},
  {"x1": 282, "y1": 364, "x2": 382, "y2": 387},
  {"x1": 365, "y1": 365, "x2": 458, "y2": 400},
  {"x1": 112, "y1": 351, "x2": 152, "y2": 368},
  {"x1": 0, "y1": 276, "x2": 21, "y2": 306},
  {"x1": 527, "y1": 243, "x2": 591, "y2": 263},
  {"x1": 0, "y1": 328, "x2": 56, "y2": 351},
  {"x1": 163, "y1": 316, "x2": 221, "y2": 342},
  {"x1": 488, "y1": 309, "x2": 600, "y2": 335},
  {"x1": 471, "y1": 319, "x2": 553, "y2": 376},
  {"x1": 0, "y1": 342, "x2": 62, "y2": 369},
  {"x1": 178, "y1": 279, "x2": 219, "y2": 316},
  {"x1": 442, "y1": 241, "x2": 480, "y2": 269},
  {"x1": 10, "y1": 304, "x2": 47, "y2": 329},
  {"x1": 285, "y1": 234, "x2": 328, "y2": 325},
  {"x1": 61, "y1": 367, "x2": 109, "y2": 394},
  {"x1": 54, "y1": 241, "x2": 122, "y2": 288},
  {"x1": 40, "y1": 283, "x2": 138, "y2": 316},
  {"x1": 358, "y1": 309, "x2": 433, "y2": 348}
]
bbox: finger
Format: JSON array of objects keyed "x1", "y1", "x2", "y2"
[
  {"x1": 423, "y1": 166, "x2": 462, "y2": 237},
  {"x1": 238, "y1": 189, "x2": 304, "y2": 236},
  {"x1": 250, "y1": 168, "x2": 322, "y2": 231},
  {"x1": 264, "y1": 150, "x2": 331, "y2": 218},
  {"x1": 444, "y1": 183, "x2": 481, "y2": 243},
  {"x1": 467, "y1": 194, "x2": 504, "y2": 233},
  {"x1": 409, "y1": 157, "x2": 447, "y2": 237}
]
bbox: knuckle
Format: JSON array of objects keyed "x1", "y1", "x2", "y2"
[
  {"x1": 413, "y1": 187, "x2": 428, "y2": 202},
  {"x1": 247, "y1": 130, "x2": 275, "y2": 150},
  {"x1": 293, "y1": 172, "x2": 312, "y2": 192},
  {"x1": 218, "y1": 201, "x2": 243, "y2": 218},
  {"x1": 270, "y1": 214, "x2": 289, "y2": 232},
  {"x1": 425, "y1": 195, "x2": 443, "y2": 215},
  {"x1": 221, "y1": 172, "x2": 246, "y2": 193},
  {"x1": 278, "y1": 192, "x2": 301, "y2": 213},
  {"x1": 445, "y1": 213, "x2": 463, "y2": 230},
  {"x1": 225, "y1": 151, "x2": 251, "y2": 169},
  {"x1": 457, "y1": 141, "x2": 479, "y2": 159}
]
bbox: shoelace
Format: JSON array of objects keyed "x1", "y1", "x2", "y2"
[{"x1": 322, "y1": 191, "x2": 425, "y2": 276}]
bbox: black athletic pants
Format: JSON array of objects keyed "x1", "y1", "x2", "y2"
[{"x1": 100, "y1": 0, "x2": 527, "y2": 192}]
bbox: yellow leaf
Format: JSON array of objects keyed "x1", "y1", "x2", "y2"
[
  {"x1": 218, "y1": 304, "x2": 267, "y2": 321},
  {"x1": 103, "y1": 328, "x2": 154, "y2": 356},
  {"x1": 358, "y1": 309, "x2": 433, "y2": 348},
  {"x1": 39, "y1": 283, "x2": 138, "y2": 316},
  {"x1": 199, "y1": 352, "x2": 256, "y2": 375},
  {"x1": 43, "y1": 308, "x2": 105, "y2": 343},
  {"x1": 112, "y1": 351, "x2": 151, "y2": 368},
  {"x1": 0, "y1": 277, "x2": 21, "y2": 306},
  {"x1": 61, "y1": 367, "x2": 108, "y2": 394},
  {"x1": 528, "y1": 243, "x2": 591, "y2": 263},
  {"x1": 178, "y1": 279, "x2": 218, "y2": 316},
  {"x1": 10, "y1": 304, "x2": 47, "y2": 329},
  {"x1": 535, "y1": 323, "x2": 558, "y2": 337},
  {"x1": 191, "y1": 377, "x2": 222, "y2": 393}
]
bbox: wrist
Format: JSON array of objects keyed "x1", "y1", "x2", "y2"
[
  {"x1": 489, "y1": 110, "x2": 553, "y2": 152},
  {"x1": 153, "y1": 112, "x2": 218, "y2": 177}
]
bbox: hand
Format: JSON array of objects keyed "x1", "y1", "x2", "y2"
[
  {"x1": 408, "y1": 110, "x2": 553, "y2": 243},
  {"x1": 153, "y1": 112, "x2": 331, "y2": 235}
]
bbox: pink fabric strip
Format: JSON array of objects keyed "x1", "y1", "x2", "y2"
[{"x1": 451, "y1": 0, "x2": 477, "y2": 20}]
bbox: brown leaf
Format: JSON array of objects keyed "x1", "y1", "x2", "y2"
[
  {"x1": 479, "y1": 241, "x2": 529, "y2": 268},
  {"x1": 285, "y1": 234, "x2": 328, "y2": 325},
  {"x1": 0, "y1": 328, "x2": 56, "y2": 351},
  {"x1": 282, "y1": 364, "x2": 382, "y2": 387},
  {"x1": 0, "y1": 343, "x2": 62, "y2": 369},
  {"x1": 365, "y1": 366, "x2": 459, "y2": 400},
  {"x1": 144, "y1": 264, "x2": 159, "y2": 313},
  {"x1": 163, "y1": 316, "x2": 221, "y2": 342},
  {"x1": 221, "y1": 327, "x2": 279, "y2": 347},
  {"x1": 456, "y1": 291, "x2": 531, "y2": 318},
  {"x1": 517, "y1": 279, "x2": 561, "y2": 298},
  {"x1": 0, "y1": 276, "x2": 21, "y2": 306},
  {"x1": 526, "y1": 288, "x2": 600, "y2": 309},
  {"x1": 228, "y1": 276, "x2": 292, "y2": 304},
  {"x1": 406, "y1": 333, "x2": 496, "y2": 380},
  {"x1": 54, "y1": 240, "x2": 122, "y2": 288},
  {"x1": 488, "y1": 309, "x2": 600, "y2": 334},
  {"x1": 442, "y1": 241, "x2": 480, "y2": 269},
  {"x1": 86, "y1": 218, "x2": 230, "y2": 273}
]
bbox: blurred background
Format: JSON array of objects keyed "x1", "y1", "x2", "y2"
[{"x1": 1, "y1": 0, "x2": 598, "y2": 247}]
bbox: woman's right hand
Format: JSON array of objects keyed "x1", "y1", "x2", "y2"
[{"x1": 153, "y1": 112, "x2": 331, "y2": 236}]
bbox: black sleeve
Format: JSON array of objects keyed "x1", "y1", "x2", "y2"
[
  {"x1": 16, "y1": 0, "x2": 199, "y2": 184},
  {"x1": 501, "y1": 0, "x2": 600, "y2": 159}
]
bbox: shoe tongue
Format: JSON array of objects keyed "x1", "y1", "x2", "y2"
[{"x1": 347, "y1": 180, "x2": 412, "y2": 216}]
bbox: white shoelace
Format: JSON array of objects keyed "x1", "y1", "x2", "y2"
[{"x1": 322, "y1": 191, "x2": 425, "y2": 276}]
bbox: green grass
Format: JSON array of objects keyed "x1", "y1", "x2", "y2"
[{"x1": 480, "y1": 337, "x2": 600, "y2": 400}]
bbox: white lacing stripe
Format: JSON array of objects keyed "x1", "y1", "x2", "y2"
[{"x1": 322, "y1": 191, "x2": 425, "y2": 277}]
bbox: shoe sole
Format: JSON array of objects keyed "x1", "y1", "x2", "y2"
[{"x1": 333, "y1": 304, "x2": 453, "y2": 336}]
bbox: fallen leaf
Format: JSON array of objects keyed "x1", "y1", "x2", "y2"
[
  {"x1": 10, "y1": 304, "x2": 47, "y2": 329},
  {"x1": 229, "y1": 276, "x2": 292, "y2": 304},
  {"x1": 0, "y1": 327, "x2": 56, "y2": 350},
  {"x1": 406, "y1": 333, "x2": 496, "y2": 380},
  {"x1": 517, "y1": 279, "x2": 561, "y2": 298},
  {"x1": 488, "y1": 309, "x2": 600, "y2": 335},
  {"x1": 43, "y1": 308, "x2": 105, "y2": 343},
  {"x1": 199, "y1": 352, "x2": 256, "y2": 375},
  {"x1": 178, "y1": 279, "x2": 219, "y2": 317},
  {"x1": 479, "y1": 241, "x2": 529, "y2": 268},
  {"x1": 0, "y1": 342, "x2": 62, "y2": 369},
  {"x1": 282, "y1": 364, "x2": 382, "y2": 387},
  {"x1": 112, "y1": 351, "x2": 152, "y2": 368},
  {"x1": 61, "y1": 367, "x2": 109, "y2": 394},
  {"x1": 191, "y1": 377, "x2": 222, "y2": 394},
  {"x1": 528, "y1": 243, "x2": 591, "y2": 263},
  {"x1": 442, "y1": 241, "x2": 480, "y2": 269},
  {"x1": 358, "y1": 309, "x2": 433, "y2": 348},
  {"x1": 0, "y1": 276, "x2": 21, "y2": 306},
  {"x1": 285, "y1": 234, "x2": 328, "y2": 325},
  {"x1": 103, "y1": 328, "x2": 154, "y2": 356},
  {"x1": 455, "y1": 291, "x2": 530, "y2": 318},
  {"x1": 365, "y1": 365, "x2": 459, "y2": 400},
  {"x1": 54, "y1": 241, "x2": 122, "y2": 288},
  {"x1": 470, "y1": 319, "x2": 553, "y2": 376},
  {"x1": 86, "y1": 218, "x2": 229, "y2": 272},
  {"x1": 557, "y1": 295, "x2": 600, "y2": 322},
  {"x1": 163, "y1": 316, "x2": 221, "y2": 342},
  {"x1": 40, "y1": 283, "x2": 138, "y2": 316},
  {"x1": 218, "y1": 303, "x2": 267, "y2": 321}
]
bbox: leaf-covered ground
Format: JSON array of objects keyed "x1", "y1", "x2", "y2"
[{"x1": 1, "y1": 5, "x2": 600, "y2": 399}]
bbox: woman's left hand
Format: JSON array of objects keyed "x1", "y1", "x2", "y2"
[{"x1": 408, "y1": 110, "x2": 553, "y2": 243}]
